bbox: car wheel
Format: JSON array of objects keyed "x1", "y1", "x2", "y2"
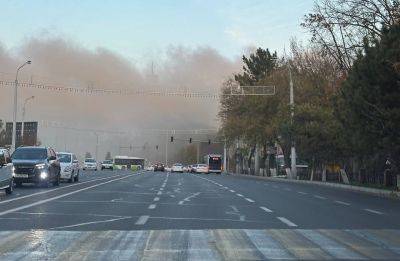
[
  {"x1": 53, "y1": 174, "x2": 60, "y2": 186},
  {"x1": 5, "y1": 179, "x2": 13, "y2": 195},
  {"x1": 68, "y1": 172, "x2": 74, "y2": 183},
  {"x1": 74, "y1": 172, "x2": 79, "y2": 182}
]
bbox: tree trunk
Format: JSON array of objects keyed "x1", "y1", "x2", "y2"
[{"x1": 322, "y1": 163, "x2": 327, "y2": 182}]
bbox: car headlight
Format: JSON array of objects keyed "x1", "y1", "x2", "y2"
[
  {"x1": 40, "y1": 171, "x2": 48, "y2": 179},
  {"x1": 35, "y1": 163, "x2": 46, "y2": 169}
]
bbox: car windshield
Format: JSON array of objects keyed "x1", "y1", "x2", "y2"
[
  {"x1": 174, "y1": 164, "x2": 182, "y2": 166},
  {"x1": 57, "y1": 153, "x2": 72, "y2": 163},
  {"x1": 103, "y1": 160, "x2": 112, "y2": 164},
  {"x1": 85, "y1": 159, "x2": 96, "y2": 163},
  {"x1": 12, "y1": 148, "x2": 47, "y2": 160}
]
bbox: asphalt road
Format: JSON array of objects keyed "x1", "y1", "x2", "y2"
[{"x1": 0, "y1": 170, "x2": 399, "y2": 260}]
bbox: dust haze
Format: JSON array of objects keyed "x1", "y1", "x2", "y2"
[{"x1": 0, "y1": 37, "x2": 241, "y2": 162}]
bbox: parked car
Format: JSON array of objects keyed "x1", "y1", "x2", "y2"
[
  {"x1": 194, "y1": 164, "x2": 209, "y2": 174},
  {"x1": 57, "y1": 152, "x2": 80, "y2": 182},
  {"x1": 101, "y1": 160, "x2": 113, "y2": 170},
  {"x1": 165, "y1": 166, "x2": 172, "y2": 172},
  {"x1": 154, "y1": 163, "x2": 165, "y2": 172},
  {"x1": 83, "y1": 158, "x2": 97, "y2": 171},
  {"x1": 172, "y1": 163, "x2": 184, "y2": 173},
  {"x1": 11, "y1": 146, "x2": 61, "y2": 187},
  {"x1": 0, "y1": 148, "x2": 13, "y2": 194}
]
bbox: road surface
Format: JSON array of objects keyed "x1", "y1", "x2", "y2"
[{"x1": 0, "y1": 170, "x2": 399, "y2": 260}]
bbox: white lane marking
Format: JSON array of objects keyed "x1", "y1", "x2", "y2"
[
  {"x1": 0, "y1": 174, "x2": 127, "y2": 205},
  {"x1": 179, "y1": 192, "x2": 201, "y2": 205},
  {"x1": 277, "y1": 217, "x2": 297, "y2": 227},
  {"x1": 157, "y1": 191, "x2": 162, "y2": 195},
  {"x1": 229, "y1": 190, "x2": 235, "y2": 193},
  {"x1": 148, "y1": 204, "x2": 156, "y2": 209},
  {"x1": 335, "y1": 200, "x2": 351, "y2": 206},
  {"x1": 15, "y1": 211, "x2": 128, "y2": 219},
  {"x1": 135, "y1": 215, "x2": 150, "y2": 225},
  {"x1": 236, "y1": 193, "x2": 244, "y2": 197},
  {"x1": 260, "y1": 206, "x2": 273, "y2": 213},
  {"x1": 245, "y1": 198, "x2": 255, "y2": 203},
  {"x1": 153, "y1": 197, "x2": 160, "y2": 202},
  {"x1": 313, "y1": 195, "x2": 327, "y2": 200},
  {"x1": 50, "y1": 216, "x2": 131, "y2": 230},
  {"x1": 364, "y1": 208, "x2": 383, "y2": 215},
  {"x1": 223, "y1": 187, "x2": 228, "y2": 189},
  {"x1": 297, "y1": 191, "x2": 307, "y2": 195},
  {"x1": 0, "y1": 174, "x2": 136, "y2": 217},
  {"x1": 159, "y1": 188, "x2": 164, "y2": 191}
]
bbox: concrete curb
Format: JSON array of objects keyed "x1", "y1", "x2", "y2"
[{"x1": 226, "y1": 173, "x2": 400, "y2": 200}]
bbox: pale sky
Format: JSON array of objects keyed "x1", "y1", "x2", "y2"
[{"x1": 0, "y1": 0, "x2": 314, "y2": 65}]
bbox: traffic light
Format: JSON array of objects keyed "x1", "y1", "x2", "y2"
[
  {"x1": 170, "y1": 136, "x2": 174, "y2": 142},
  {"x1": 208, "y1": 139, "x2": 211, "y2": 144},
  {"x1": 189, "y1": 138, "x2": 192, "y2": 143}
]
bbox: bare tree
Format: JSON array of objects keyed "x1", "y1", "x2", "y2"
[{"x1": 302, "y1": 0, "x2": 400, "y2": 72}]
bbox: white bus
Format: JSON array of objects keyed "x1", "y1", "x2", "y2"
[
  {"x1": 113, "y1": 156, "x2": 145, "y2": 171},
  {"x1": 204, "y1": 154, "x2": 222, "y2": 173}
]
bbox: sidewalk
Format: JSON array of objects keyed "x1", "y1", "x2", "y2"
[{"x1": 226, "y1": 172, "x2": 400, "y2": 200}]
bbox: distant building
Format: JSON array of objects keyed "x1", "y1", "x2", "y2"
[{"x1": 5, "y1": 121, "x2": 38, "y2": 147}]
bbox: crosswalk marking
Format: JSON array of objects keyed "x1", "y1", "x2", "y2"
[{"x1": 0, "y1": 229, "x2": 399, "y2": 259}]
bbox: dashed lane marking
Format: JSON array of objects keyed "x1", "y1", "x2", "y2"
[
  {"x1": 297, "y1": 191, "x2": 307, "y2": 195},
  {"x1": 236, "y1": 194, "x2": 244, "y2": 197},
  {"x1": 229, "y1": 190, "x2": 235, "y2": 193},
  {"x1": 157, "y1": 191, "x2": 162, "y2": 195},
  {"x1": 148, "y1": 204, "x2": 156, "y2": 209},
  {"x1": 277, "y1": 217, "x2": 297, "y2": 227},
  {"x1": 135, "y1": 215, "x2": 150, "y2": 225},
  {"x1": 260, "y1": 206, "x2": 273, "y2": 213},
  {"x1": 313, "y1": 195, "x2": 327, "y2": 200},
  {"x1": 153, "y1": 197, "x2": 160, "y2": 202},
  {"x1": 364, "y1": 208, "x2": 384, "y2": 215},
  {"x1": 245, "y1": 198, "x2": 255, "y2": 203},
  {"x1": 334, "y1": 200, "x2": 350, "y2": 206}
]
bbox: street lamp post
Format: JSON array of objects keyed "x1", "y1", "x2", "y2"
[
  {"x1": 11, "y1": 61, "x2": 31, "y2": 152},
  {"x1": 288, "y1": 63, "x2": 297, "y2": 179},
  {"x1": 21, "y1": 96, "x2": 35, "y2": 145}
]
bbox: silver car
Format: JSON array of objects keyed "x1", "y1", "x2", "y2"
[
  {"x1": 0, "y1": 148, "x2": 13, "y2": 194},
  {"x1": 57, "y1": 152, "x2": 80, "y2": 182}
]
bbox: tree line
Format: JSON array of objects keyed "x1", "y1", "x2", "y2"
[{"x1": 219, "y1": 0, "x2": 400, "y2": 187}]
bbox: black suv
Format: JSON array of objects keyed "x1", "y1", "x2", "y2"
[{"x1": 12, "y1": 146, "x2": 61, "y2": 187}]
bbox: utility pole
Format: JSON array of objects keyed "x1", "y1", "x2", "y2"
[
  {"x1": 21, "y1": 96, "x2": 34, "y2": 145},
  {"x1": 95, "y1": 132, "x2": 99, "y2": 161},
  {"x1": 12, "y1": 60, "x2": 31, "y2": 152},
  {"x1": 165, "y1": 133, "x2": 168, "y2": 166},
  {"x1": 235, "y1": 138, "x2": 240, "y2": 174},
  {"x1": 223, "y1": 139, "x2": 227, "y2": 173},
  {"x1": 289, "y1": 63, "x2": 297, "y2": 179},
  {"x1": 196, "y1": 142, "x2": 200, "y2": 164}
]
